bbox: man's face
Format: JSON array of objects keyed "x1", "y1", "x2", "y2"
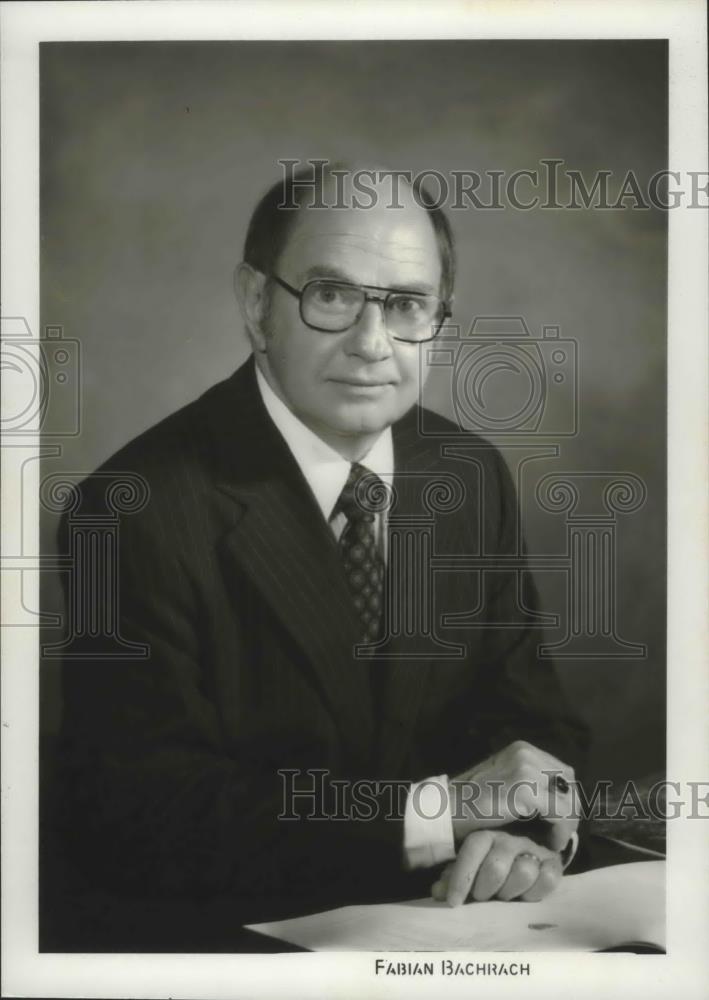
[{"x1": 256, "y1": 192, "x2": 443, "y2": 450}]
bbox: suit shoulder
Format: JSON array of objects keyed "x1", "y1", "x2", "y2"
[
  {"x1": 404, "y1": 405, "x2": 515, "y2": 518},
  {"x1": 90, "y1": 376, "x2": 230, "y2": 482},
  {"x1": 410, "y1": 405, "x2": 504, "y2": 466},
  {"x1": 70, "y1": 374, "x2": 237, "y2": 522}
]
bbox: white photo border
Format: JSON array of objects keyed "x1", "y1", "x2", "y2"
[{"x1": 2, "y1": 1, "x2": 707, "y2": 997}]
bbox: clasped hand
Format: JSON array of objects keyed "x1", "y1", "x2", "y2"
[
  {"x1": 434, "y1": 740, "x2": 577, "y2": 906},
  {"x1": 432, "y1": 829, "x2": 563, "y2": 905}
]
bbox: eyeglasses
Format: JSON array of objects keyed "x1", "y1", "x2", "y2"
[{"x1": 268, "y1": 274, "x2": 451, "y2": 343}]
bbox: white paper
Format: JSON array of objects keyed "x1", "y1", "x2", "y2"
[{"x1": 246, "y1": 860, "x2": 665, "y2": 952}]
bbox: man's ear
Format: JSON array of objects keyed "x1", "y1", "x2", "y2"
[{"x1": 233, "y1": 262, "x2": 269, "y2": 352}]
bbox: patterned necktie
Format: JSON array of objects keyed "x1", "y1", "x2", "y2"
[{"x1": 333, "y1": 463, "x2": 386, "y2": 643}]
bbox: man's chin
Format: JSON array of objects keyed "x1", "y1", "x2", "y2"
[{"x1": 327, "y1": 404, "x2": 398, "y2": 437}]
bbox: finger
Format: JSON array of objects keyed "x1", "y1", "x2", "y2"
[
  {"x1": 506, "y1": 780, "x2": 542, "y2": 821},
  {"x1": 495, "y1": 853, "x2": 541, "y2": 901},
  {"x1": 496, "y1": 831, "x2": 557, "y2": 864},
  {"x1": 539, "y1": 773, "x2": 578, "y2": 826},
  {"x1": 538, "y1": 816, "x2": 578, "y2": 852},
  {"x1": 446, "y1": 831, "x2": 494, "y2": 907},
  {"x1": 507, "y1": 771, "x2": 576, "y2": 825},
  {"x1": 521, "y1": 856, "x2": 562, "y2": 903},
  {"x1": 507, "y1": 743, "x2": 576, "y2": 814},
  {"x1": 471, "y1": 840, "x2": 519, "y2": 902},
  {"x1": 431, "y1": 864, "x2": 453, "y2": 901}
]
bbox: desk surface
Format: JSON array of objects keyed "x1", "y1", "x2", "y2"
[{"x1": 41, "y1": 834, "x2": 656, "y2": 954}]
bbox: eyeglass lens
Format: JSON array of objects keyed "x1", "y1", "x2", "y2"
[{"x1": 301, "y1": 280, "x2": 442, "y2": 340}]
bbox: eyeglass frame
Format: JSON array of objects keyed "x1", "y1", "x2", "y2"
[{"x1": 266, "y1": 272, "x2": 452, "y2": 343}]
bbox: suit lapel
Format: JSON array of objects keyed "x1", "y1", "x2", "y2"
[{"x1": 205, "y1": 359, "x2": 375, "y2": 760}]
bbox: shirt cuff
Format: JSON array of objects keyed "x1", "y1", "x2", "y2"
[{"x1": 403, "y1": 775, "x2": 456, "y2": 870}]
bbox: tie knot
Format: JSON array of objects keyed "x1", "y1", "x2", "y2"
[{"x1": 334, "y1": 463, "x2": 387, "y2": 523}]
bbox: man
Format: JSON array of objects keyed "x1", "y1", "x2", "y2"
[{"x1": 56, "y1": 164, "x2": 587, "y2": 935}]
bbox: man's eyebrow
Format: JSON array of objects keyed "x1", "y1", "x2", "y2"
[
  {"x1": 298, "y1": 264, "x2": 438, "y2": 295},
  {"x1": 300, "y1": 264, "x2": 354, "y2": 283}
]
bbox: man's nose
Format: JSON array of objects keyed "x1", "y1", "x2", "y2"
[{"x1": 345, "y1": 299, "x2": 393, "y2": 361}]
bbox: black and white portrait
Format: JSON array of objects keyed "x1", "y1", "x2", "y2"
[{"x1": 2, "y1": 3, "x2": 707, "y2": 999}]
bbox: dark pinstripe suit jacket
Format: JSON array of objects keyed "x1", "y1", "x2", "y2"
[{"x1": 57, "y1": 356, "x2": 587, "y2": 911}]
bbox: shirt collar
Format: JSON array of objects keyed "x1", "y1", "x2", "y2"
[{"x1": 255, "y1": 363, "x2": 394, "y2": 522}]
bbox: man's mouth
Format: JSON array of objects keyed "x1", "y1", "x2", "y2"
[{"x1": 330, "y1": 378, "x2": 395, "y2": 388}]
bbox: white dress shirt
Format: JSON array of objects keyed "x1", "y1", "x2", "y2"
[{"x1": 255, "y1": 365, "x2": 455, "y2": 869}]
